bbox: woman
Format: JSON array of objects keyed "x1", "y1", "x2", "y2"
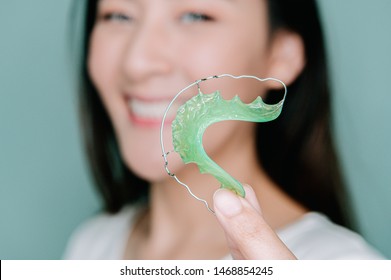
[{"x1": 64, "y1": 0, "x2": 383, "y2": 259}]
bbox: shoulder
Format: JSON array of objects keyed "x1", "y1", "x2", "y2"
[
  {"x1": 63, "y1": 205, "x2": 140, "y2": 259},
  {"x1": 277, "y1": 212, "x2": 384, "y2": 259}
]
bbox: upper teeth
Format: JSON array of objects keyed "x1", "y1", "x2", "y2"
[{"x1": 129, "y1": 99, "x2": 178, "y2": 120}]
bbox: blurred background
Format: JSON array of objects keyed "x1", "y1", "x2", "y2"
[{"x1": 0, "y1": 0, "x2": 390, "y2": 259}]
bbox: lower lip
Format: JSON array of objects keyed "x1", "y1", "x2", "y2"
[{"x1": 128, "y1": 111, "x2": 175, "y2": 128}]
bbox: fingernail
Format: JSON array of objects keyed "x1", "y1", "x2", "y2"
[{"x1": 213, "y1": 188, "x2": 243, "y2": 218}]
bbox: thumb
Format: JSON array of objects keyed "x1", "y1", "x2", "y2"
[{"x1": 213, "y1": 185, "x2": 296, "y2": 260}]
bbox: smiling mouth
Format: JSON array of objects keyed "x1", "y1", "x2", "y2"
[{"x1": 127, "y1": 98, "x2": 180, "y2": 126}]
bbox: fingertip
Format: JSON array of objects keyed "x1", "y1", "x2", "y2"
[
  {"x1": 242, "y1": 184, "x2": 255, "y2": 196},
  {"x1": 242, "y1": 184, "x2": 262, "y2": 214},
  {"x1": 213, "y1": 188, "x2": 243, "y2": 218}
]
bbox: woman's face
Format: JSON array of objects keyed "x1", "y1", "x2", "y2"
[{"x1": 88, "y1": 0, "x2": 277, "y2": 182}]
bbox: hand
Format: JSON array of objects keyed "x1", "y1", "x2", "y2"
[{"x1": 213, "y1": 184, "x2": 296, "y2": 259}]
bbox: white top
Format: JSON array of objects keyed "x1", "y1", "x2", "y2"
[{"x1": 63, "y1": 205, "x2": 383, "y2": 260}]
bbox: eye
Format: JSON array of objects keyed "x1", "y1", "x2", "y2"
[
  {"x1": 181, "y1": 12, "x2": 213, "y2": 23},
  {"x1": 100, "y1": 12, "x2": 132, "y2": 23}
]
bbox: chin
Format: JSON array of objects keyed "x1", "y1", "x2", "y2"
[
  {"x1": 118, "y1": 128, "x2": 186, "y2": 183},
  {"x1": 134, "y1": 166, "x2": 167, "y2": 183},
  {"x1": 125, "y1": 153, "x2": 185, "y2": 184}
]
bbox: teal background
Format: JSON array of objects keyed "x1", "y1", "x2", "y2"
[{"x1": 0, "y1": 0, "x2": 390, "y2": 259}]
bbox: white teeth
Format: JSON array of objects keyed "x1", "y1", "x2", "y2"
[{"x1": 129, "y1": 99, "x2": 177, "y2": 120}]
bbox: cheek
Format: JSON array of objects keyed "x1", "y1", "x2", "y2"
[
  {"x1": 88, "y1": 29, "x2": 129, "y2": 130},
  {"x1": 183, "y1": 30, "x2": 269, "y2": 97},
  {"x1": 88, "y1": 33, "x2": 108, "y2": 93},
  {"x1": 87, "y1": 29, "x2": 124, "y2": 99},
  {"x1": 183, "y1": 26, "x2": 271, "y2": 104}
]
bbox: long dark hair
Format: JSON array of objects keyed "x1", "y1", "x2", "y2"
[
  {"x1": 77, "y1": 0, "x2": 353, "y2": 227},
  {"x1": 262, "y1": 1, "x2": 353, "y2": 227}
]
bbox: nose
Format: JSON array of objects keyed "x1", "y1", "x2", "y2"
[{"x1": 122, "y1": 18, "x2": 172, "y2": 83}]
